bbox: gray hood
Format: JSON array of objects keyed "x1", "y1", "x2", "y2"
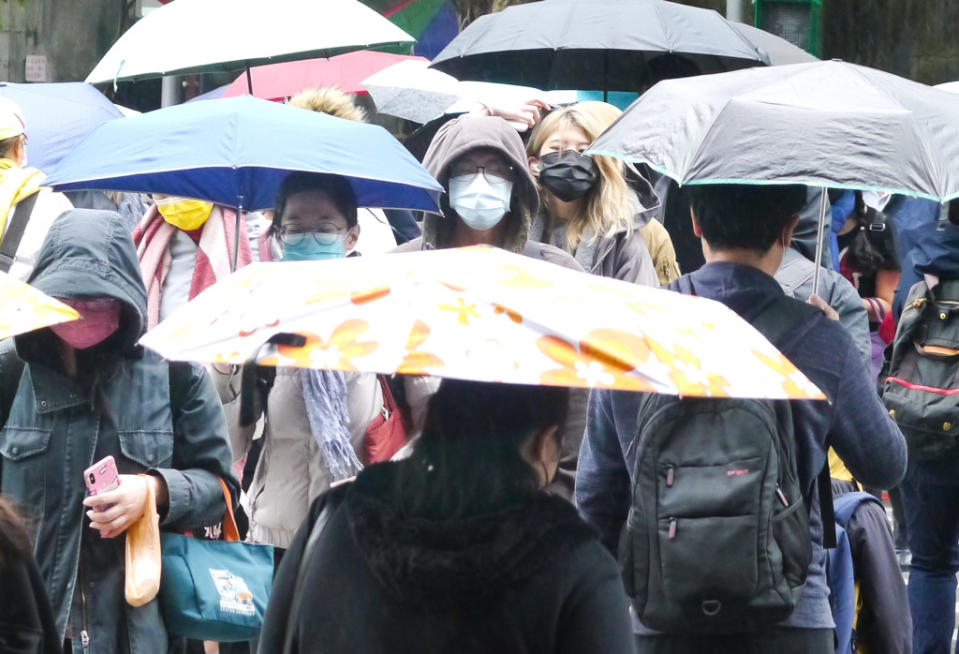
[
  {"x1": 791, "y1": 188, "x2": 832, "y2": 269},
  {"x1": 420, "y1": 116, "x2": 539, "y2": 254},
  {"x1": 17, "y1": 209, "x2": 148, "y2": 363}
]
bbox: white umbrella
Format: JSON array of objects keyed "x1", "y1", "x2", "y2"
[
  {"x1": 362, "y1": 59, "x2": 577, "y2": 125},
  {"x1": 87, "y1": 0, "x2": 414, "y2": 85},
  {"x1": 936, "y1": 81, "x2": 959, "y2": 94}
]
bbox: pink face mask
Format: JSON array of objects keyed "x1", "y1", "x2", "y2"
[{"x1": 50, "y1": 298, "x2": 121, "y2": 350}]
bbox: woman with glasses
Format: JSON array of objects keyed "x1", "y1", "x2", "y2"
[
  {"x1": 526, "y1": 103, "x2": 672, "y2": 287},
  {"x1": 235, "y1": 172, "x2": 386, "y2": 566}
]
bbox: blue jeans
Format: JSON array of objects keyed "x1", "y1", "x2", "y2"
[{"x1": 901, "y1": 460, "x2": 959, "y2": 654}]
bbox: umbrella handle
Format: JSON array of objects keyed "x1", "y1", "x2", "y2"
[{"x1": 811, "y1": 187, "x2": 828, "y2": 297}]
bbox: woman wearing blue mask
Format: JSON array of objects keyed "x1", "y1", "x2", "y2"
[{"x1": 236, "y1": 172, "x2": 387, "y2": 565}]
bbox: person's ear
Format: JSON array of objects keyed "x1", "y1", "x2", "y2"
[
  {"x1": 16, "y1": 135, "x2": 27, "y2": 166},
  {"x1": 690, "y1": 207, "x2": 703, "y2": 238},
  {"x1": 345, "y1": 224, "x2": 360, "y2": 251},
  {"x1": 532, "y1": 425, "x2": 560, "y2": 462},
  {"x1": 528, "y1": 155, "x2": 541, "y2": 177},
  {"x1": 782, "y1": 214, "x2": 800, "y2": 250}
]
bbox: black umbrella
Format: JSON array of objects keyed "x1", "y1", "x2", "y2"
[{"x1": 430, "y1": 0, "x2": 768, "y2": 94}]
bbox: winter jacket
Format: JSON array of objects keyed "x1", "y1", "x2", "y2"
[
  {"x1": 0, "y1": 209, "x2": 237, "y2": 654},
  {"x1": 259, "y1": 462, "x2": 636, "y2": 654},
  {"x1": 640, "y1": 220, "x2": 680, "y2": 286},
  {"x1": 234, "y1": 369, "x2": 382, "y2": 549},
  {"x1": 529, "y1": 196, "x2": 660, "y2": 287}
]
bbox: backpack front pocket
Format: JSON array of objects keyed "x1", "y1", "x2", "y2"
[{"x1": 658, "y1": 514, "x2": 758, "y2": 602}]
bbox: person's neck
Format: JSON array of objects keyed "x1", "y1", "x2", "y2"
[
  {"x1": 704, "y1": 246, "x2": 784, "y2": 278},
  {"x1": 546, "y1": 195, "x2": 584, "y2": 226},
  {"x1": 450, "y1": 218, "x2": 509, "y2": 248}
]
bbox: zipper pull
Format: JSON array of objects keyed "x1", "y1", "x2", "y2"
[
  {"x1": 668, "y1": 517, "x2": 677, "y2": 539},
  {"x1": 81, "y1": 630, "x2": 91, "y2": 647},
  {"x1": 776, "y1": 486, "x2": 790, "y2": 508},
  {"x1": 666, "y1": 466, "x2": 675, "y2": 488}
]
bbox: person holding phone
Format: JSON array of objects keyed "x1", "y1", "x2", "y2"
[{"x1": 0, "y1": 209, "x2": 237, "y2": 654}]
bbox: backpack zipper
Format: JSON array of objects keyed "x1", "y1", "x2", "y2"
[
  {"x1": 79, "y1": 563, "x2": 91, "y2": 653},
  {"x1": 776, "y1": 486, "x2": 790, "y2": 508},
  {"x1": 668, "y1": 517, "x2": 677, "y2": 539},
  {"x1": 666, "y1": 466, "x2": 675, "y2": 487}
]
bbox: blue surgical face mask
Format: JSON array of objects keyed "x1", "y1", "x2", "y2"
[{"x1": 281, "y1": 235, "x2": 346, "y2": 261}]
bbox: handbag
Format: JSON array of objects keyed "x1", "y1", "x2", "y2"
[
  {"x1": 124, "y1": 475, "x2": 162, "y2": 607},
  {"x1": 160, "y1": 478, "x2": 274, "y2": 642},
  {"x1": 363, "y1": 374, "x2": 410, "y2": 464}
]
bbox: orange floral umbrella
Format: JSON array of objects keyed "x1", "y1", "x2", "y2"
[
  {"x1": 139, "y1": 245, "x2": 825, "y2": 399},
  {"x1": 0, "y1": 272, "x2": 79, "y2": 340}
]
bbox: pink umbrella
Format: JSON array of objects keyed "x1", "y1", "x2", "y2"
[{"x1": 223, "y1": 50, "x2": 427, "y2": 100}]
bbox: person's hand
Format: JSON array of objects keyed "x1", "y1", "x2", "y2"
[
  {"x1": 471, "y1": 98, "x2": 550, "y2": 130},
  {"x1": 84, "y1": 474, "x2": 160, "y2": 539},
  {"x1": 808, "y1": 294, "x2": 839, "y2": 321}
]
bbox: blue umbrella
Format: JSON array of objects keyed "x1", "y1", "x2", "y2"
[
  {"x1": 0, "y1": 82, "x2": 124, "y2": 174},
  {"x1": 45, "y1": 95, "x2": 443, "y2": 214}
]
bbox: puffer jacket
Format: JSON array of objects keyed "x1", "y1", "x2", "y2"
[
  {"x1": 235, "y1": 369, "x2": 382, "y2": 550},
  {"x1": 0, "y1": 209, "x2": 237, "y2": 654}
]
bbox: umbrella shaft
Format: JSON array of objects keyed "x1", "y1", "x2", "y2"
[{"x1": 812, "y1": 188, "x2": 827, "y2": 296}]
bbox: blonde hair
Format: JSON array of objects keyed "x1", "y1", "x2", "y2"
[
  {"x1": 288, "y1": 86, "x2": 366, "y2": 123},
  {"x1": 527, "y1": 102, "x2": 631, "y2": 250}
]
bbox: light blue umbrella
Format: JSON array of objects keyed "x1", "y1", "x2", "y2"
[
  {"x1": 45, "y1": 95, "x2": 443, "y2": 214},
  {"x1": 0, "y1": 82, "x2": 124, "y2": 174}
]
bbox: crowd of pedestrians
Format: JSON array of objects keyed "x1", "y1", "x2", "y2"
[{"x1": 0, "y1": 49, "x2": 956, "y2": 654}]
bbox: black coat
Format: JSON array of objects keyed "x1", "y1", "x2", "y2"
[
  {"x1": 0, "y1": 537, "x2": 60, "y2": 654},
  {"x1": 259, "y1": 462, "x2": 635, "y2": 654}
]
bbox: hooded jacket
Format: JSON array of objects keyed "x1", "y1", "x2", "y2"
[
  {"x1": 393, "y1": 116, "x2": 580, "y2": 271},
  {"x1": 259, "y1": 462, "x2": 635, "y2": 654},
  {"x1": 530, "y1": 193, "x2": 661, "y2": 286},
  {"x1": 0, "y1": 209, "x2": 237, "y2": 653}
]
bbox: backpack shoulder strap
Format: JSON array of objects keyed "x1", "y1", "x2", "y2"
[
  {"x1": 0, "y1": 191, "x2": 39, "y2": 273},
  {"x1": 750, "y1": 294, "x2": 824, "y2": 348}
]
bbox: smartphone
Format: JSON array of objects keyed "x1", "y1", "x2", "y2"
[{"x1": 84, "y1": 455, "x2": 120, "y2": 512}]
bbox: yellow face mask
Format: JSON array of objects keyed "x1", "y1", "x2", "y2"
[{"x1": 156, "y1": 196, "x2": 214, "y2": 231}]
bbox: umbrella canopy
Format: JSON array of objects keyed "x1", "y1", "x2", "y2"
[
  {"x1": 363, "y1": 59, "x2": 576, "y2": 124},
  {"x1": 0, "y1": 272, "x2": 78, "y2": 340},
  {"x1": 588, "y1": 60, "x2": 959, "y2": 202},
  {"x1": 937, "y1": 81, "x2": 959, "y2": 94},
  {"x1": 87, "y1": 0, "x2": 415, "y2": 85},
  {"x1": 731, "y1": 22, "x2": 818, "y2": 66},
  {"x1": 430, "y1": 0, "x2": 767, "y2": 92},
  {"x1": 0, "y1": 82, "x2": 124, "y2": 174},
  {"x1": 223, "y1": 51, "x2": 426, "y2": 101},
  {"x1": 45, "y1": 96, "x2": 443, "y2": 213},
  {"x1": 140, "y1": 245, "x2": 825, "y2": 400}
]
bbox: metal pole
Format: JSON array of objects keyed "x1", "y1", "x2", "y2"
[
  {"x1": 245, "y1": 63, "x2": 254, "y2": 95},
  {"x1": 726, "y1": 0, "x2": 744, "y2": 22},
  {"x1": 160, "y1": 75, "x2": 178, "y2": 107},
  {"x1": 811, "y1": 187, "x2": 828, "y2": 297},
  {"x1": 232, "y1": 198, "x2": 244, "y2": 272}
]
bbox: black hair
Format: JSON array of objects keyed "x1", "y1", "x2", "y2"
[
  {"x1": 397, "y1": 379, "x2": 568, "y2": 520},
  {"x1": 0, "y1": 134, "x2": 20, "y2": 160},
  {"x1": 687, "y1": 183, "x2": 807, "y2": 252},
  {"x1": 273, "y1": 172, "x2": 358, "y2": 231}
]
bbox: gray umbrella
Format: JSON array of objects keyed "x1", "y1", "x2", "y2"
[
  {"x1": 430, "y1": 0, "x2": 767, "y2": 93},
  {"x1": 732, "y1": 22, "x2": 818, "y2": 66},
  {"x1": 587, "y1": 60, "x2": 959, "y2": 291}
]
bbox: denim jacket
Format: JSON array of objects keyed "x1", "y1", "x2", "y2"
[{"x1": 0, "y1": 210, "x2": 237, "y2": 653}]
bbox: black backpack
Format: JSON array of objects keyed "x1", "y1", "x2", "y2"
[
  {"x1": 881, "y1": 278, "x2": 959, "y2": 460},
  {"x1": 619, "y1": 280, "x2": 823, "y2": 634}
]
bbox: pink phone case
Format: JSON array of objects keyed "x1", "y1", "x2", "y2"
[{"x1": 84, "y1": 456, "x2": 120, "y2": 511}]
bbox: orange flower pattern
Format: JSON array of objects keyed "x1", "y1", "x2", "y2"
[
  {"x1": 258, "y1": 319, "x2": 377, "y2": 371},
  {"x1": 538, "y1": 330, "x2": 654, "y2": 391},
  {"x1": 397, "y1": 320, "x2": 444, "y2": 374}
]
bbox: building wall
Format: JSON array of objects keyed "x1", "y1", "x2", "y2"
[{"x1": 0, "y1": 0, "x2": 124, "y2": 83}]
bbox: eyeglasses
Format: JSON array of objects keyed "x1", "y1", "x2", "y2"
[
  {"x1": 276, "y1": 223, "x2": 347, "y2": 246},
  {"x1": 448, "y1": 162, "x2": 515, "y2": 183}
]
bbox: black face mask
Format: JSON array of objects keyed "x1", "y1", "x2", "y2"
[{"x1": 538, "y1": 150, "x2": 599, "y2": 203}]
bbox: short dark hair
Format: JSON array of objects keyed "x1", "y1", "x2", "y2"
[
  {"x1": 687, "y1": 183, "x2": 807, "y2": 252},
  {"x1": 273, "y1": 172, "x2": 358, "y2": 229},
  {"x1": 0, "y1": 135, "x2": 20, "y2": 160},
  {"x1": 398, "y1": 379, "x2": 569, "y2": 520}
]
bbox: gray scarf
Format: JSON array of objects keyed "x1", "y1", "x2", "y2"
[{"x1": 300, "y1": 369, "x2": 363, "y2": 482}]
